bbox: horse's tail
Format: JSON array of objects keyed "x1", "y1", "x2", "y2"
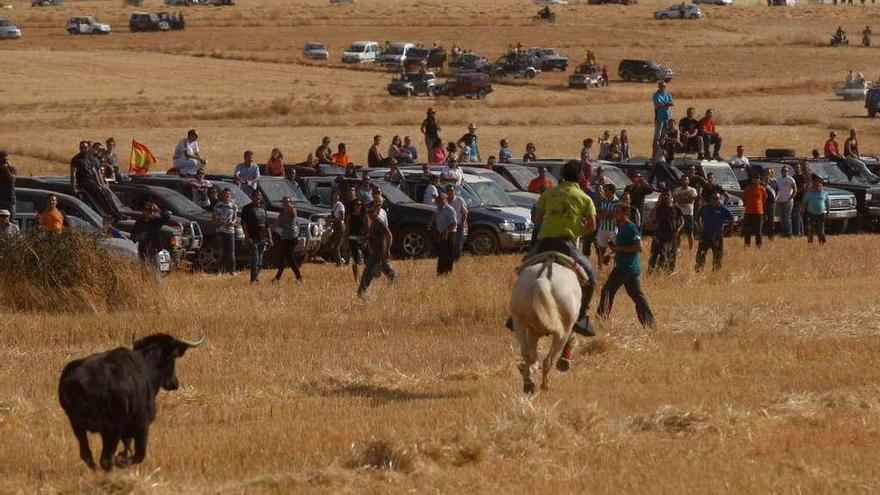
[{"x1": 532, "y1": 277, "x2": 564, "y2": 336}]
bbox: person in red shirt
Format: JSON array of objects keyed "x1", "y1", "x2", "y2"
[
  {"x1": 824, "y1": 131, "x2": 843, "y2": 160},
  {"x1": 698, "y1": 108, "x2": 723, "y2": 160},
  {"x1": 527, "y1": 166, "x2": 553, "y2": 193},
  {"x1": 742, "y1": 175, "x2": 766, "y2": 247}
]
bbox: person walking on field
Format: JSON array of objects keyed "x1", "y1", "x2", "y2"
[
  {"x1": 358, "y1": 200, "x2": 396, "y2": 297},
  {"x1": 346, "y1": 199, "x2": 368, "y2": 282},
  {"x1": 595, "y1": 183, "x2": 618, "y2": 267},
  {"x1": 695, "y1": 192, "x2": 734, "y2": 272},
  {"x1": 328, "y1": 190, "x2": 346, "y2": 266},
  {"x1": 598, "y1": 204, "x2": 655, "y2": 328},
  {"x1": 673, "y1": 176, "x2": 698, "y2": 249},
  {"x1": 433, "y1": 191, "x2": 458, "y2": 276},
  {"x1": 647, "y1": 190, "x2": 683, "y2": 274},
  {"x1": 742, "y1": 174, "x2": 766, "y2": 247},
  {"x1": 272, "y1": 196, "x2": 303, "y2": 283},
  {"x1": 802, "y1": 176, "x2": 830, "y2": 244},
  {"x1": 774, "y1": 165, "x2": 797, "y2": 238},
  {"x1": 241, "y1": 190, "x2": 272, "y2": 284}
]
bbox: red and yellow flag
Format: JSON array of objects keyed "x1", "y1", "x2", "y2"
[{"x1": 129, "y1": 140, "x2": 157, "y2": 176}]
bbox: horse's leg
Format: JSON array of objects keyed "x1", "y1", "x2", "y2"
[
  {"x1": 542, "y1": 331, "x2": 566, "y2": 391},
  {"x1": 517, "y1": 324, "x2": 539, "y2": 394}
]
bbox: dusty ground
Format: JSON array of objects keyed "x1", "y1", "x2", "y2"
[{"x1": 2, "y1": 0, "x2": 880, "y2": 493}]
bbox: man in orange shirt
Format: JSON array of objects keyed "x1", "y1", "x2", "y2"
[
  {"x1": 527, "y1": 166, "x2": 553, "y2": 193},
  {"x1": 698, "y1": 108, "x2": 723, "y2": 160},
  {"x1": 39, "y1": 194, "x2": 64, "y2": 233},
  {"x1": 742, "y1": 174, "x2": 766, "y2": 247},
  {"x1": 331, "y1": 143, "x2": 350, "y2": 167}
]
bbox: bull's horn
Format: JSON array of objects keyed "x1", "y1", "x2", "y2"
[{"x1": 179, "y1": 336, "x2": 205, "y2": 348}]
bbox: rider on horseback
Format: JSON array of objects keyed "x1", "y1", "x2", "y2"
[{"x1": 507, "y1": 160, "x2": 598, "y2": 335}]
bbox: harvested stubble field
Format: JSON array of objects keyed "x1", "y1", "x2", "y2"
[
  {"x1": 3, "y1": 238, "x2": 880, "y2": 493},
  {"x1": 3, "y1": 0, "x2": 880, "y2": 492}
]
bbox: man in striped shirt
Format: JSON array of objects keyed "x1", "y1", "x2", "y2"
[{"x1": 595, "y1": 183, "x2": 618, "y2": 267}]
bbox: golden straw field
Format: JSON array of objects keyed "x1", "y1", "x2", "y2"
[{"x1": 3, "y1": 0, "x2": 880, "y2": 492}]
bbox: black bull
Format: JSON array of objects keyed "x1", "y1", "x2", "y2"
[{"x1": 58, "y1": 333, "x2": 203, "y2": 471}]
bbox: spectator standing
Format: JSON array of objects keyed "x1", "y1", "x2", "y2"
[
  {"x1": 598, "y1": 204, "x2": 655, "y2": 328},
  {"x1": 272, "y1": 196, "x2": 303, "y2": 282},
  {"x1": 191, "y1": 170, "x2": 214, "y2": 210},
  {"x1": 368, "y1": 135, "x2": 385, "y2": 168},
  {"x1": 241, "y1": 190, "x2": 272, "y2": 284},
  {"x1": 212, "y1": 188, "x2": 238, "y2": 275},
  {"x1": 580, "y1": 138, "x2": 594, "y2": 170},
  {"x1": 620, "y1": 129, "x2": 631, "y2": 162},
  {"x1": 652, "y1": 81, "x2": 674, "y2": 149},
  {"x1": 620, "y1": 192, "x2": 641, "y2": 229},
  {"x1": 266, "y1": 148, "x2": 285, "y2": 176},
  {"x1": 429, "y1": 140, "x2": 446, "y2": 165},
  {"x1": 802, "y1": 176, "x2": 830, "y2": 244},
  {"x1": 331, "y1": 143, "x2": 350, "y2": 167},
  {"x1": 647, "y1": 190, "x2": 683, "y2": 273},
  {"x1": 234, "y1": 150, "x2": 260, "y2": 197},
  {"x1": 523, "y1": 143, "x2": 537, "y2": 162},
  {"x1": 328, "y1": 190, "x2": 346, "y2": 265},
  {"x1": 131, "y1": 202, "x2": 170, "y2": 278},
  {"x1": 695, "y1": 193, "x2": 734, "y2": 272},
  {"x1": 499, "y1": 139, "x2": 513, "y2": 163},
  {"x1": 742, "y1": 175, "x2": 766, "y2": 247},
  {"x1": 761, "y1": 168, "x2": 777, "y2": 239},
  {"x1": 423, "y1": 175, "x2": 440, "y2": 204},
  {"x1": 729, "y1": 145, "x2": 749, "y2": 168},
  {"x1": 346, "y1": 198, "x2": 367, "y2": 282},
  {"x1": 528, "y1": 167, "x2": 553, "y2": 193},
  {"x1": 433, "y1": 192, "x2": 458, "y2": 275},
  {"x1": 0, "y1": 151, "x2": 17, "y2": 217},
  {"x1": 315, "y1": 137, "x2": 333, "y2": 164},
  {"x1": 355, "y1": 173, "x2": 373, "y2": 206},
  {"x1": 698, "y1": 109, "x2": 722, "y2": 160},
  {"x1": 446, "y1": 185, "x2": 468, "y2": 260},
  {"x1": 172, "y1": 129, "x2": 206, "y2": 176},
  {"x1": 791, "y1": 162, "x2": 806, "y2": 236},
  {"x1": 0, "y1": 209, "x2": 19, "y2": 243},
  {"x1": 774, "y1": 165, "x2": 797, "y2": 238},
  {"x1": 420, "y1": 108, "x2": 441, "y2": 156},
  {"x1": 70, "y1": 141, "x2": 118, "y2": 219},
  {"x1": 39, "y1": 195, "x2": 65, "y2": 233},
  {"x1": 700, "y1": 172, "x2": 729, "y2": 205},
  {"x1": 673, "y1": 176, "x2": 698, "y2": 249},
  {"x1": 441, "y1": 152, "x2": 464, "y2": 186},
  {"x1": 678, "y1": 107, "x2": 702, "y2": 157},
  {"x1": 601, "y1": 65, "x2": 609, "y2": 87},
  {"x1": 103, "y1": 138, "x2": 118, "y2": 181},
  {"x1": 458, "y1": 123, "x2": 480, "y2": 162},
  {"x1": 623, "y1": 173, "x2": 653, "y2": 217},
  {"x1": 595, "y1": 183, "x2": 618, "y2": 267},
  {"x1": 357, "y1": 200, "x2": 396, "y2": 296},
  {"x1": 597, "y1": 131, "x2": 612, "y2": 160}
]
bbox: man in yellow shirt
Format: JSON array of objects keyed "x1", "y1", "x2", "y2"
[{"x1": 508, "y1": 160, "x2": 597, "y2": 336}]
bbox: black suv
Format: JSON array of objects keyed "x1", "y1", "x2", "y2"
[
  {"x1": 387, "y1": 72, "x2": 438, "y2": 97},
  {"x1": 866, "y1": 87, "x2": 880, "y2": 118},
  {"x1": 300, "y1": 176, "x2": 438, "y2": 258},
  {"x1": 617, "y1": 59, "x2": 673, "y2": 82},
  {"x1": 129, "y1": 12, "x2": 168, "y2": 31}
]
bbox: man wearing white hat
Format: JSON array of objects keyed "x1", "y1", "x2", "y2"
[
  {"x1": 458, "y1": 123, "x2": 481, "y2": 163},
  {"x1": 0, "y1": 209, "x2": 19, "y2": 243}
]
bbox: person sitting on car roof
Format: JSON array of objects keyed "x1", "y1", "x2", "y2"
[
  {"x1": 523, "y1": 142, "x2": 537, "y2": 162},
  {"x1": 315, "y1": 137, "x2": 333, "y2": 165},
  {"x1": 331, "y1": 143, "x2": 350, "y2": 167},
  {"x1": 172, "y1": 129, "x2": 206, "y2": 176},
  {"x1": 234, "y1": 150, "x2": 260, "y2": 196},
  {"x1": 266, "y1": 148, "x2": 285, "y2": 177},
  {"x1": 498, "y1": 139, "x2": 513, "y2": 164},
  {"x1": 678, "y1": 107, "x2": 702, "y2": 158},
  {"x1": 698, "y1": 109, "x2": 723, "y2": 160}
]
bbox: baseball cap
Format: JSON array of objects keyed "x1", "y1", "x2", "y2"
[{"x1": 0, "y1": 209, "x2": 10, "y2": 217}]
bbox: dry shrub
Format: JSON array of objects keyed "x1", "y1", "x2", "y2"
[
  {"x1": 344, "y1": 439, "x2": 418, "y2": 474},
  {"x1": 487, "y1": 397, "x2": 601, "y2": 457},
  {"x1": 0, "y1": 229, "x2": 155, "y2": 313},
  {"x1": 629, "y1": 405, "x2": 715, "y2": 436}
]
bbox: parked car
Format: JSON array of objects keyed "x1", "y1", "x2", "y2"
[
  {"x1": 460, "y1": 166, "x2": 539, "y2": 209},
  {"x1": 129, "y1": 12, "x2": 169, "y2": 32},
  {"x1": 402, "y1": 46, "x2": 447, "y2": 71},
  {"x1": 303, "y1": 42, "x2": 329, "y2": 60},
  {"x1": 437, "y1": 72, "x2": 492, "y2": 99},
  {"x1": 0, "y1": 17, "x2": 21, "y2": 38},
  {"x1": 31, "y1": 0, "x2": 61, "y2": 6},
  {"x1": 588, "y1": 0, "x2": 637, "y2": 4},
  {"x1": 568, "y1": 63, "x2": 604, "y2": 89},
  {"x1": 301, "y1": 176, "x2": 439, "y2": 258},
  {"x1": 377, "y1": 41, "x2": 414, "y2": 66},
  {"x1": 341, "y1": 40, "x2": 380, "y2": 63},
  {"x1": 492, "y1": 53, "x2": 541, "y2": 79},
  {"x1": 535, "y1": 0, "x2": 568, "y2": 4},
  {"x1": 664, "y1": 159, "x2": 746, "y2": 223},
  {"x1": 693, "y1": 0, "x2": 731, "y2": 4},
  {"x1": 448, "y1": 52, "x2": 492, "y2": 73},
  {"x1": 866, "y1": 87, "x2": 880, "y2": 118},
  {"x1": 618, "y1": 59, "x2": 673, "y2": 82},
  {"x1": 654, "y1": 4, "x2": 702, "y2": 18},
  {"x1": 67, "y1": 16, "x2": 111, "y2": 35},
  {"x1": 164, "y1": 0, "x2": 193, "y2": 5},
  {"x1": 387, "y1": 72, "x2": 438, "y2": 97},
  {"x1": 526, "y1": 47, "x2": 568, "y2": 71}
]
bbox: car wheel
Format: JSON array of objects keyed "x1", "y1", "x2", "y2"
[
  {"x1": 689, "y1": 13, "x2": 699, "y2": 18},
  {"x1": 477, "y1": 89, "x2": 487, "y2": 99},
  {"x1": 397, "y1": 226, "x2": 433, "y2": 258},
  {"x1": 467, "y1": 228, "x2": 500, "y2": 256},
  {"x1": 621, "y1": 71, "x2": 632, "y2": 82},
  {"x1": 869, "y1": 108, "x2": 877, "y2": 118},
  {"x1": 196, "y1": 243, "x2": 222, "y2": 272},
  {"x1": 659, "y1": 13, "x2": 669, "y2": 19},
  {"x1": 526, "y1": 69, "x2": 536, "y2": 79}
]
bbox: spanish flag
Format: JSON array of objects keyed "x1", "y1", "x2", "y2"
[{"x1": 129, "y1": 140, "x2": 157, "y2": 176}]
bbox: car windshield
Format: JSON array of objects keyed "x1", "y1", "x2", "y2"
[
  {"x1": 386, "y1": 45, "x2": 407, "y2": 54},
  {"x1": 260, "y1": 178, "x2": 308, "y2": 204},
  {"x1": 467, "y1": 181, "x2": 515, "y2": 207},
  {"x1": 502, "y1": 165, "x2": 540, "y2": 188},
  {"x1": 646, "y1": 61, "x2": 660, "y2": 68},
  {"x1": 596, "y1": 167, "x2": 633, "y2": 189},
  {"x1": 408, "y1": 48, "x2": 429, "y2": 58},
  {"x1": 347, "y1": 44, "x2": 367, "y2": 52},
  {"x1": 374, "y1": 180, "x2": 412, "y2": 204},
  {"x1": 0, "y1": 19, "x2": 10, "y2": 26},
  {"x1": 159, "y1": 188, "x2": 209, "y2": 216},
  {"x1": 213, "y1": 183, "x2": 252, "y2": 209},
  {"x1": 66, "y1": 215, "x2": 97, "y2": 233},
  {"x1": 458, "y1": 185, "x2": 485, "y2": 208},
  {"x1": 403, "y1": 74, "x2": 425, "y2": 82},
  {"x1": 472, "y1": 170, "x2": 518, "y2": 193},
  {"x1": 703, "y1": 165, "x2": 741, "y2": 190},
  {"x1": 85, "y1": 16, "x2": 97, "y2": 23},
  {"x1": 305, "y1": 43, "x2": 323, "y2": 50},
  {"x1": 806, "y1": 162, "x2": 850, "y2": 182}
]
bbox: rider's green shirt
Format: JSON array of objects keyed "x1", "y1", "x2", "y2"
[{"x1": 537, "y1": 181, "x2": 596, "y2": 242}]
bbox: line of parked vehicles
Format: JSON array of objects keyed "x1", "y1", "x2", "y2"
[{"x1": 17, "y1": 151, "x2": 879, "y2": 275}]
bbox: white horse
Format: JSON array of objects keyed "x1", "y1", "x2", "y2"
[{"x1": 509, "y1": 254, "x2": 581, "y2": 394}]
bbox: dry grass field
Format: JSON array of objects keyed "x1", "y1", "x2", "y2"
[{"x1": 3, "y1": 0, "x2": 880, "y2": 492}]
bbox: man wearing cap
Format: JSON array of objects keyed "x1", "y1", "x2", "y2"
[
  {"x1": 433, "y1": 191, "x2": 458, "y2": 275},
  {"x1": 173, "y1": 129, "x2": 206, "y2": 176},
  {"x1": 421, "y1": 108, "x2": 441, "y2": 157},
  {"x1": 458, "y1": 123, "x2": 480, "y2": 162},
  {"x1": 0, "y1": 209, "x2": 19, "y2": 243},
  {"x1": 0, "y1": 151, "x2": 17, "y2": 218}
]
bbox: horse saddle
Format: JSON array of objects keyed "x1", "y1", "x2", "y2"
[{"x1": 516, "y1": 251, "x2": 590, "y2": 287}]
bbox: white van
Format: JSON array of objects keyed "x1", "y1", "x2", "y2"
[
  {"x1": 377, "y1": 41, "x2": 415, "y2": 65},
  {"x1": 342, "y1": 40, "x2": 380, "y2": 64}
]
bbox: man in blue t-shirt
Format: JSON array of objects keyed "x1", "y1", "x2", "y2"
[
  {"x1": 652, "y1": 81, "x2": 673, "y2": 149},
  {"x1": 695, "y1": 192, "x2": 734, "y2": 271},
  {"x1": 597, "y1": 204, "x2": 655, "y2": 328}
]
